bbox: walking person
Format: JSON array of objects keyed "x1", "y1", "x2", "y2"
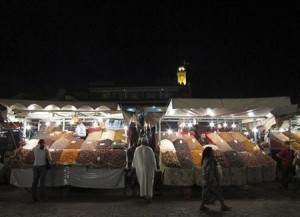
[
  {"x1": 32, "y1": 139, "x2": 51, "y2": 202},
  {"x1": 200, "y1": 147, "x2": 231, "y2": 211},
  {"x1": 277, "y1": 141, "x2": 295, "y2": 190},
  {"x1": 132, "y1": 136, "x2": 157, "y2": 203}
]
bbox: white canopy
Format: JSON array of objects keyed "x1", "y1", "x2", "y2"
[
  {"x1": 164, "y1": 97, "x2": 294, "y2": 119},
  {"x1": 0, "y1": 99, "x2": 122, "y2": 120}
]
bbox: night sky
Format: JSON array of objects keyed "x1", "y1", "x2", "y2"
[{"x1": 1, "y1": 1, "x2": 299, "y2": 102}]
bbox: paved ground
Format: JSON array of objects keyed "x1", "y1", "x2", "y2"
[{"x1": 0, "y1": 180, "x2": 300, "y2": 217}]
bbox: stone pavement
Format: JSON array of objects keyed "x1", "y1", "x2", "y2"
[{"x1": 0, "y1": 181, "x2": 300, "y2": 217}]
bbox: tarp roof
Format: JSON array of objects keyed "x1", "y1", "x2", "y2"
[
  {"x1": 164, "y1": 97, "x2": 297, "y2": 119},
  {"x1": 0, "y1": 99, "x2": 122, "y2": 120}
]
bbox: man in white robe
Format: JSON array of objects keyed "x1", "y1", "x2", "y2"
[{"x1": 132, "y1": 136, "x2": 157, "y2": 203}]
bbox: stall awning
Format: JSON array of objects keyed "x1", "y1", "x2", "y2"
[
  {"x1": 0, "y1": 99, "x2": 122, "y2": 120},
  {"x1": 165, "y1": 97, "x2": 294, "y2": 119}
]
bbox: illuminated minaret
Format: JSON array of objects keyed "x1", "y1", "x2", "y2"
[{"x1": 177, "y1": 66, "x2": 187, "y2": 85}]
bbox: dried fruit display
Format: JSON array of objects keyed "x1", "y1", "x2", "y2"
[
  {"x1": 81, "y1": 140, "x2": 98, "y2": 150},
  {"x1": 76, "y1": 150, "x2": 93, "y2": 166},
  {"x1": 219, "y1": 132, "x2": 234, "y2": 143},
  {"x1": 227, "y1": 140, "x2": 248, "y2": 152},
  {"x1": 213, "y1": 150, "x2": 230, "y2": 168},
  {"x1": 49, "y1": 150, "x2": 63, "y2": 163},
  {"x1": 97, "y1": 139, "x2": 113, "y2": 149},
  {"x1": 239, "y1": 152, "x2": 261, "y2": 167},
  {"x1": 231, "y1": 132, "x2": 248, "y2": 142},
  {"x1": 66, "y1": 139, "x2": 84, "y2": 149},
  {"x1": 114, "y1": 129, "x2": 125, "y2": 143},
  {"x1": 50, "y1": 138, "x2": 71, "y2": 149},
  {"x1": 183, "y1": 135, "x2": 203, "y2": 151},
  {"x1": 45, "y1": 131, "x2": 63, "y2": 141},
  {"x1": 86, "y1": 131, "x2": 102, "y2": 141},
  {"x1": 241, "y1": 140, "x2": 258, "y2": 152},
  {"x1": 190, "y1": 150, "x2": 202, "y2": 168},
  {"x1": 254, "y1": 150, "x2": 276, "y2": 166},
  {"x1": 60, "y1": 131, "x2": 74, "y2": 140},
  {"x1": 176, "y1": 150, "x2": 194, "y2": 169},
  {"x1": 9, "y1": 148, "x2": 29, "y2": 167},
  {"x1": 294, "y1": 132, "x2": 300, "y2": 141},
  {"x1": 59, "y1": 149, "x2": 79, "y2": 165},
  {"x1": 108, "y1": 149, "x2": 126, "y2": 168},
  {"x1": 92, "y1": 149, "x2": 110, "y2": 167},
  {"x1": 173, "y1": 139, "x2": 190, "y2": 152},
  {"x1": 203, "y1": 144, "x2": 219, "y2": 150},
  {"x1": 223, "y1": 150, "x2": 245, "y2": 167},
  {"x1": 160, "y1": 139, "x2": 176, "y2": 152},
  {"x1": 292, "y1": 141, "x2": 300, "y2": 150},
  {"x1": 207, "y1": 133, "x2": 232, "y2": 152},
  {"x1": 161, "y1": 151, "x2": 181, "y2": 168},
  {"x1": 100, "y1": 130, "x2": 115, "y2": 141}
]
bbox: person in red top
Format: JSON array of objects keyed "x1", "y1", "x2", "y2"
[{"x1": 276, "y1": 141, "x2": 295, "y2": 190}]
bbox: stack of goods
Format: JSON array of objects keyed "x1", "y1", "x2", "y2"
[
  {"x1": 60, "y1": 131, "x2": 74, "y2": 140},
  {"x1": 58, "y1": 149, "x2": 80, "y2": 165},
  {"x1": 111, "y1": 142, "x2": 125, "y2": 150},
  {"x1": 161, "y1": 132, "x2": 183, "y2": 142},
  {"x1": 224, "y1": 150, "x2": 246, "y2": 186},
  {"x1": 107, "y1": 149, "x2": 126, "y2": 168},
  {"x1": 206, "y1": 132, "x2": 232, "y2": 152},
  {"x1": 190, "y1": 150, "x2": 202, "y2": 168},
  {"x1": 239, "y1": 152, "x2": 262, "y2": 183},
  {"x1": 203, "y1": 144, "x2": 219, "y2": 150},
  {"x1": 66, "y1": 139, "x2": 84, "y2": 149},
  {"x1": 9, "y1": 148, "x2": 31, "y2": 168},
  {"x1": 45, "y1": 131, "x2": 64, "y2": 146},
  {"x1": 171, "y1": 139, "x2": 194, "y2": 169},
  {"x1": 50, "y1": 137, "x2": 71, "y2": 149},
  {"x1": 113, "y1": 129, "x2": 125, "y2": 143},
  {"x1": 176, "y1": 151, "x2": 194, "y2": 169},
  {"x1": 100, "y1": 130, "x2": 115, "y2": 141},
  {"x1": 76, "y1": 150, "x2": 93, "y2": 166},
  {"x1": 219, "y1": 132, "x2": 234, "y2": 143},
  {"x1": 23, "y1": 139, "x2": 39, "y2": 150},
  {"x1": 49, "y1": 150, "x2": 63, "y2": 164},
  {"x1": 160, "y1": 139, "x2": 180, "y2": 168},
  {"x1": 183, "y1": 134, "x2": 203, "y2": 151},
  {"x1": 227, "y1": 140, "x2": 248, "y2": 152},
  {"x1": 81, "y1": 140, "x2": 99, "y2": 150},
  {"x1": 86, "y1": 131, "x2": 102, "y2": 141},
  {"x1": 223, "y1": 150, "x2": 245, "y2": 168},
  {"x1": 291, "y1": 141, "x2": 300, "y2": 150},
  {"x1": 254, "y1": 150, "x2": 276, "y2": 181},
  {"x1": 293, "y1": 132, "x2": 300, "y2": 142},
  {"x1": 97, "y1": 139, "x2": 113, "y2": 149},
  {"x1": 231, "y1": 132, "x2": 248, "y2": 142},
  {"x1": 92, "y1": 149, "x2": 110, "y2": 167},
  {"x1": 241, "y1": 140, "x2": 260, "y2": 152}
]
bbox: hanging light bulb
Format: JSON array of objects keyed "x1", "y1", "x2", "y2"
[
  {"x1": 167, "y1": 128, "x2": 172, "y2": 135},
  {"x1": 232, "y1": 123, "x2": 236, "y2": 128},
  {"x1": 70, "y1": 120, "x2": 75, "y2": 125},
  {"x1": 209, "y1": 121, "x2": 215, "y2": 127},
  {"x1": 188, "y1": 122, "x2": 193, "y2": 128},
  {"x1": 223, "y1": 122, "x2": 228, "y2": 127},
  {"x1": 217, "y1": 123, "x2": 222, "y2": 129},
  {"x1": 46, "y1": 121, "x2": 50, "y2": 126}
]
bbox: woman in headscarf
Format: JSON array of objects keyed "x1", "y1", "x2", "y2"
[{"x1": 200, "y1": 146, "x2": 231, "y2": 211}]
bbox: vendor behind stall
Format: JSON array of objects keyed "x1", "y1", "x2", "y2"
[{"x1": 74, "y1": 119, "x2": 87, "y2": 139}]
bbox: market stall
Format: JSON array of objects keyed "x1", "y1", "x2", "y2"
[
  {"x1": 0, "y1": 99, "x2": 128, "y2": 189},
  {"x1": 158, "y1": 97, "x2": 296, "y2": 187}
]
